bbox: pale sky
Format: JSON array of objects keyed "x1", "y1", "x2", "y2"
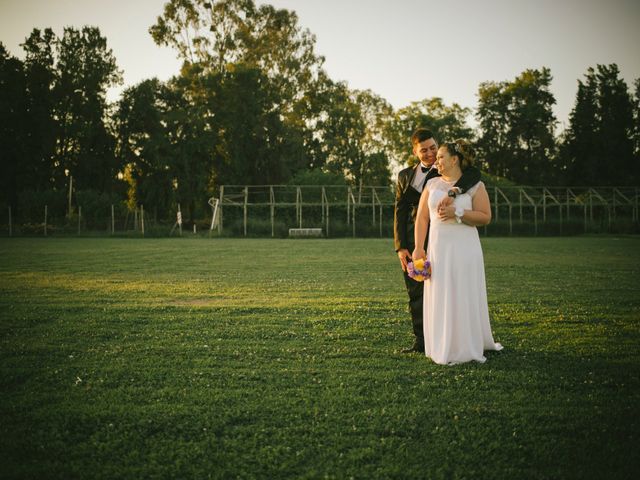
[{"x1": 1, "y1": 0, "x2": 639, "y2": 130}]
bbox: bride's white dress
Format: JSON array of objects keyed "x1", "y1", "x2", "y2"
[{"x1": 423, "y1": 177, "x2": 503, "y2": 365}]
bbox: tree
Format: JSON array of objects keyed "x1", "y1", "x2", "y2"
[
  {"x1": 354, "y1": 89, "x2": 394, "y2": 186},
  {"x1": 559, "y1": 68, "x2": 599, "y2": 185},
  {"x1": 476, "y1": 81, "x2": 510, "y2": 176},
  {"x1": 21, "y1": 28, "x2": 58, "y2": 192},
  {"x1": 387, "y1": 97, "x2": 474, "y2": 168},
  {"x1": 116, "y1": 78, "x2": 174, "y2": 218},
  {"x1": 476, "y1": 68, "x2": 557, "y2": 185},
  {"x1": 149, "y1": 0, "x2": 322, "y2": 98},
  {"x1": 54, "y1": 26, "x2": 123, "y2": 192},
  {"x1": 504, "y1": 68, "x2": 557, "y2": 184},
  {"x1": 0, "y1": 44, "x2": 28, "y2": 209},
  {"x1": 561, "y1": 65, "x2": 636, "y2": 185},
  {"x1": 150, "y1": 0, "x2": 326, "y2": 187},
  {"x1": 633, "y1": 79, "x2": 640, "y2": 180}
]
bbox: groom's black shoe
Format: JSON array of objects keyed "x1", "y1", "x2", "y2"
[{"x1": 401, "y1": 339, "x2": 425, "y2": 354}]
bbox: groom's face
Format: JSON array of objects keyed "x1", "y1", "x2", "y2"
[{"x1": 413, "y1": 138, "x2": 438, "y2": 166}]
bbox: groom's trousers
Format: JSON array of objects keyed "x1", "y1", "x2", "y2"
[{"x1": 402, "y1": 271, "x2": 424, "y2": 344}]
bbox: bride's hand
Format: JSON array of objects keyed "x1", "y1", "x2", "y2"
[
  {"x1": 412, "y1": 248, "x2": 426, "y2": 261},
  {"x1": 438, "y1": 204, "x2": 455, "y2": 220}
]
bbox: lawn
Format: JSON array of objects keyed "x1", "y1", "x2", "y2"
[{"x1": 0, "y1": 236, "x2": 639, "y2": 479}]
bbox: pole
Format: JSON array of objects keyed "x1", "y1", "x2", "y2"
[
  {"x1": 141, "y1": 205, "x2": 145, "y2": 236},
  {"x1": 243, "y1": 187, "x2": 248, "y2": 237},
  {"x1": 68, "y1": 175, "x2": 73, "y2": 218},
  {"x1": 44, "y1": 205, "x2": 48, "y2": 236},
  {"x1": 270, "y1": 186, "x2": 275, "y2": 238},
  {"x1": 111, "y1": 205, "x2": 115, "y2": 235},
  {"x1": 218, "y1": 186, "x2": 224, "y2": 235},
  {"x1": 78, "y1": 206, "x2": 82, "y2": 235},
  {"x1": 8, "y1": 206, "x2": 12, "y2": 237},
  {"x1": 352, "y1": 202, "x2": 356, "y2": 238}
]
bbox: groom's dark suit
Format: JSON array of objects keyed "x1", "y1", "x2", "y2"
[{"x1": 394, "y1": 163, "x2": 481, "y2": 350}]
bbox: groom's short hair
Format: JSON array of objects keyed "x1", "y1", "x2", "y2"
[{"x1": 411, "y1": 127, "x2": 435, "y2": 145}]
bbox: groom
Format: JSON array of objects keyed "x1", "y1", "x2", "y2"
[{"x1": 394, "y1": 128, "x2": 481, "y2": 353}]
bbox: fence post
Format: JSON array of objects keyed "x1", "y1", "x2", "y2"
[
  {"x1": 559, "y1": 195, "x2": 563, "y2": 235},
  {"x1": 78, "y1": 206, "x2": 82, "y2": 235},
  {"x1": 8, "y1": 206, "x2": 12, "y2": 237},
  {"x1": 352, "y1": 201, "x2": 356, "y2": 238},
  {"x1": 67, "y1": 175, "x2": 73, "y2": 219},
  {"x1": 297, "y1": 187, "x2": 303, "y2": 228},
  {"x1": 44, "y1": 205, "x2": 48, "y2": 236},
  {"x1": 372, "y1": 186, "x2": 376, "y2": 226},
  {"x1": 218, "y1": 186, "x2": 224, "y2": 234},
  {"x1": 111, "y1": 205, "x2": 115, "y2": 235},
  {"x1": 270, "y1": 186, "x2": 275, "y2": 238},
  {"x1": 141, "y1": 205, "x2": 145, "y2": 236},
  {"x1": 519, "y1": 189, "x2": 523, "y2": 223},
  {"x1": 243, "y1": 187, "x2": 248, "y2": 237},
  {"x1": 347, "y1": 188, "x2": 351, "y2": 225}
]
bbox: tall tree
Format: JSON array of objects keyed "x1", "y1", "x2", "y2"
[
  {"x1": 476, "y1": 68, "x2": 557, "y2": 184},
  {"x1": 21, "y1": 28, "x2": 58, "y2": 192},
  {"x1": 560, "y1": 69, "x2": 599, "y2": 185},
  {"x1": 149, "y1": 0, "x2": 325, "y2": 185},
  {"x1": 0, "y1": 44, "x2": 28, "y2": 208},
  {"x1": 476, "y1": 81, "x2": 510, "y2": 176},
  {"x1": 116, "y1": 78, "x2": 174, "y2": 217},
  {"x1": 561, "y1": 65, "x2": 636, "y2": 185},
  {"x1": 387, "y1": 97, "x2": 473, "y2": 168},
  {"x1": 633, "y1": 79, "x2": 640, "y2": 180},
  {"x1": 54, "y1": 26, "x2": 122, "y2": 192},
  {"x1": 149, "y1": 0, "x2": 322, "y2": 103}
]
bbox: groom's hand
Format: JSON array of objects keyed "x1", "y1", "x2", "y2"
[{"x1": 397, "y1": 249, "x2": 411, "y2": 272}]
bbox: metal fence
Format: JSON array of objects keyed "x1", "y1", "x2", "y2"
[
  {"x1": 214, "y1": 185, "x2": 640, "y2": 237},
  {"x1": 3, "y1": 185, "x2": 639, "y2": 237}
]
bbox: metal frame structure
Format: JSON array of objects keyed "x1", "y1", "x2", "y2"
[{"x1": 213, "y1": 185, "x2": 640, "y2": 237}]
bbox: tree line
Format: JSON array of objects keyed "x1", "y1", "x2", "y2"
[{"x1": 1, "y1": 0, "x2": 639, "y2": 223}]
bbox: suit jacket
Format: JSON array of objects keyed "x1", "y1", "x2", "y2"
[{"x1": 393, "y1": 164, "x2": 481, "y2": 252}]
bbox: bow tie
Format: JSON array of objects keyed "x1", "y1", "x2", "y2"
[{"x1": 421, "y1": 165, "x2": 430, "y2": 173}]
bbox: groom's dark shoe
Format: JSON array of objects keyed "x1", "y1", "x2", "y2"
[{"x1": 401, "y1": 339, "x2": 425, "y2": 354}]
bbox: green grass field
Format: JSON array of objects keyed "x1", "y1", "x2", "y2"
[{"x1": 1, "y1": 237, "x2": 639, "y2": 479}]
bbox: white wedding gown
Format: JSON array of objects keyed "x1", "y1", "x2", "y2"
[{"x1": 423, "y1": 177, "x2": 503, "y2": 365}]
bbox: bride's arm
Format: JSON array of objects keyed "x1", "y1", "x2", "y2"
[
  {"x1": 412, "y1": 188, "x2": 430, "y2": 260},
  {"x1": 460, "y1": 183, "x2": 491, "y2": 226}
]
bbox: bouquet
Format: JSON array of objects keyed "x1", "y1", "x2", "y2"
[{"x1": 407, "y1": 258, "x2": 431, "y2": 282}]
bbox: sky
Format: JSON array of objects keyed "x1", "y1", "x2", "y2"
[{"x1": 1, "y1": 0, "x2": 639, "y2": 130}]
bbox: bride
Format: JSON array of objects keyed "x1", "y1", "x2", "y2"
[{"x1": 412, "y1": 140, "x2": 503, "y2": 365}]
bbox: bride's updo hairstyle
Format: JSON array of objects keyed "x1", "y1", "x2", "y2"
[{"x1": 443, "y1": 139, "x2": 475, "y2": 170}]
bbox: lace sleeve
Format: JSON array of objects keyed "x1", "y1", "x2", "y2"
[{"x1": 467, "y1": 181, "x2": 484, "y2": 197}]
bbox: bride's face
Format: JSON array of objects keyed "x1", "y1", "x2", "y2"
[{"x1": 435, "y1": 147, "x2": 453, "y2": 174}]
